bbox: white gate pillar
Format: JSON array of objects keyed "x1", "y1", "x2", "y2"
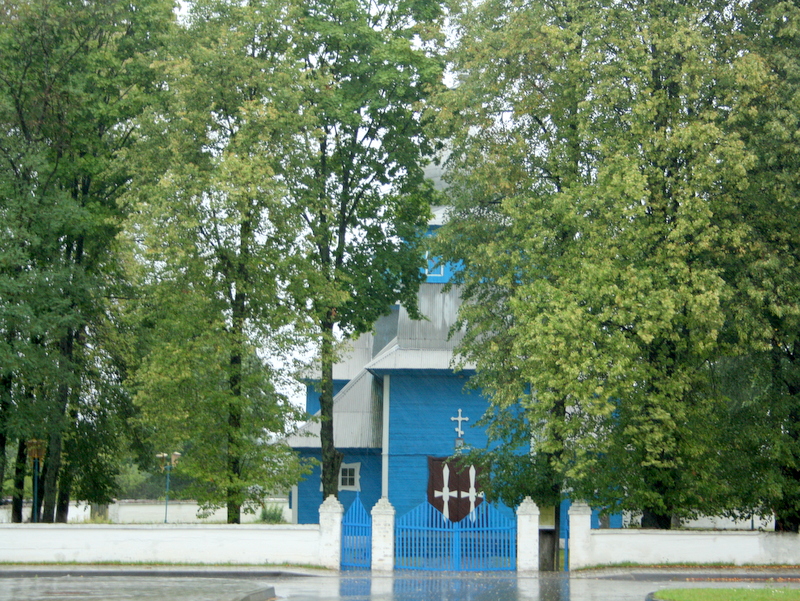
[
  {"x1": 371, "y1": 497, "x2": 395, "y2": 572},
  {"x1": 516, "y1": 496, "x2": 540, "y2": 572},
  {"x1": 568, "y1": 501, "x2": 593, "y2": 570},
  {"x1": 319, "y1": 495, "x2": 344, "y2": 569}
]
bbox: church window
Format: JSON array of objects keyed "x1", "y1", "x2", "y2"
[
  {"x1": 339, "y1": 462, "x2": 361, "y2": 491},
  {"x1": 424, "y1": 251, "x2": 444, "y2": 277}
]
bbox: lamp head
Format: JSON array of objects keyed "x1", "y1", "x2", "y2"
[{"x1": 26, "y1": 439, "x2": 47, "y2": 462}]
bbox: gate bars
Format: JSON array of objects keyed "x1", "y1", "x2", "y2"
[{"x1": 395, "y1": 501, "x2": 516, "y2": 571}]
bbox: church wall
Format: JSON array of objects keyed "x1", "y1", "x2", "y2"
[
  {"x1": 295, "y1": 448, "x2": 381, "y2": 524},
  {"x1": 387, "y1": 372, "x2": 492, "y2": 519},
  {"x1": 304, "y1": 380, "x2": 349, "y2": 415}
]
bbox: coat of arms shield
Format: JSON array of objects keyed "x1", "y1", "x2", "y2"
[{"x1": 426, "y1": 456, "x2": 484, "y2": 522}]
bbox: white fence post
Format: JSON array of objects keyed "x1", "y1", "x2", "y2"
[
  {"x1": 371, "y1": 497, "x2": 395, "y2": 572},
  {"x1": 568, "y1": 501, "x2": 592, "y2": 570},
  {"x1": 516, "y1": 496, "x2": 540, "y2": 572},
  {"x1": 318, "y1": 495, "x2": 344, "y2": 569}
]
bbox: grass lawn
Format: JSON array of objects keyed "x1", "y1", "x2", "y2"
[{"x1": 654, "y1": 589, "x2": 800, "y2": 601}]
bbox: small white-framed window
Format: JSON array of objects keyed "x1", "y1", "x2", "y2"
[
  {"x1": 425, "y1": 251, "x2": 444, "y2": 277},
  {"x1": 320, "y1": 462, "x2": 361, "y2": 492},
  {"x1": 339, "y1": 462, "x2": 361, "y2": 491}
]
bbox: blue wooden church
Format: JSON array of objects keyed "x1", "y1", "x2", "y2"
[
  {"x1": 285, "y1": 208, "x2": 507, "y2": 526},
  {"x1": 286, "y1": 208, "x2": 619, "y2": 570}
]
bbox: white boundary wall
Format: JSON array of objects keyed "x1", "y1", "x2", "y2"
[
  {"x1": 0, "y1": 523, "x2": 333, "y2": 567},
  {"x1": 0, "y1": 496, "x2": 341, "y2": 568},
  {"x1": 569, "y1": 502, "x2": 800, "y2": 570},
  {"x1": 0, "y1": 497, "x2": 543, "y2": 572}
]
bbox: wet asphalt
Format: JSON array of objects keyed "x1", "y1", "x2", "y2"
[{"x1": 1, "y1": 566, "x2": 800, "y2": 601}]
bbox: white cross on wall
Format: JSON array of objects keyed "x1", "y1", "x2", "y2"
[
  {"x1": 460, "y1": 464, "x2": 484, "y2": 516},
  {"x1": 451, "y1": 408, "x2": 469, "y2": 438},
  {"x1": 433, "y1": 463, "x2": 457, "y2": 520}
]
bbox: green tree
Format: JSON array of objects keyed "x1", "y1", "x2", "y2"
[
  {"x1": 0, "y1": 0, "x2": 174, "y2": 521},
  {"x1": 437, "y1": 0, "x2": 766, "y2": 527},
  {"x1": 287, "y1": 0, "x2": 446, "y2": 499},
  {"x1": 434, "y1": 0, "x2": 605, "y2": 545},
  {"x1": 123, "y1": 0, "x2": 312, "y2": 523},
  {"x1": 714, "y1": 0, "x2": 800, "y2": 531}
]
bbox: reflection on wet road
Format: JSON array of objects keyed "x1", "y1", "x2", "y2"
[
  {"x1": 2, "y1": 570, "x2": 800, "y2": 601},
  {"x1": 284, "y1": 572, "x2": 800, "y2": 601}
]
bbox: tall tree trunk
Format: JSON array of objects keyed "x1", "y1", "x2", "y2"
[
  {"x1": 0, "y1": 330, "x2": 14, "y2": 501},
  {"x1": 11, "y1": 439, "x2": 25, "y2": 522},
  {"x1": 226, "y1": 287, "x2": 245, "y2": 525},
  {"x1": 43, "y1": 234, "x2": 85, "y2": 523},
  {"x1": 223, "y1": 211, "x2": 256, "y2": 525},
  {"x1": 226, "y1": 383, "x2": 242, "y2": 524},
  {"x1": 0, "y1": 383, "x2": 8, "y2": 501},
  {"x1": 226, "y1": 342, "x2": 242, "y2": 524},
  {"x1": 549, "y1": 395, "x2": 566, "y2": 570},
  {"x1": 42, "y1": 324, "x2": 78, "y2": 523},
  {"x1": 641, "y1": 509, "x2": 673, "y2": 529},
  {"x1": 40, "y1": 376, "x2": 72, "y2": 524},
  {"x1": 769, "y1": 342, "x2": 800, "y2": 532},
  {"x1": 35, "y1": 458, "x2": 47, "y2": 523},
  {"x1": 55, "y1": 461, "x2": 72, "y2": 523},
  {"x1": 40, "y1": 429, "x2": 60, "y2": 522},
  {"x1": 320, "y1": 317, "x2": 343, "y2": 499},
  {"x1": 552, "y1": 499, "x2": 561, "y2": 571}
]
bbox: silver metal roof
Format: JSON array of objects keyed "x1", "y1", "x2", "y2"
[
  {"x1": 284, "y1": 369, "x2": 383, "y2": 449},
  {"x1": 430, "y1": 206, "x2": 449, "y2": 226},
  {"x1": 398, "y1": 283, "x2": 464, "y2": 351},
  {"x1": 287, "y1": 284, "x2": 469, "y2": 449}
]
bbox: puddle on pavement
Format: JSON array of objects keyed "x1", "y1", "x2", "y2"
[
  {"x1": 339, "y1": 573, "x2": 570, "y2": 601},
  {"x1": 8, "y1": 570, "x2": 797, "y2": 601}
]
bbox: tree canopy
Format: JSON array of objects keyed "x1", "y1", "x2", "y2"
[
  {"x1": 121, "y1": 0, "x2": 314, "y2": 522},
  {"x1": 435, "y1": 0, "x2": 800, "y2": 528},
  {"x1": 3, "y1": 0, "x2": 799, "y2": 533},
  {"x1": 0, "y1": 0, "x2": 175, "y2": 521},
  {"x1": 282, "y1": 0, "x2": 446, "y2": 498}
]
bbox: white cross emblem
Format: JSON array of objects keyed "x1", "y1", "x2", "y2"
[
  {"x1": 460, "y1": 464, "x2": 484, "y2": 517},
  {"x1": 451, "y1": 409, "x2": 469, "y2": 438},
  {"x1": 433, "y1": 463, "x2": 457, "y2": 520}
]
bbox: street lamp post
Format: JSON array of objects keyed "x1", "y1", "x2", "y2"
[
  {"x1": 26, "y1": 439, "x2": 46, "y2": 523},
  {"x1": 156, "y1": 452, "x2": 181, "y2": 523}
]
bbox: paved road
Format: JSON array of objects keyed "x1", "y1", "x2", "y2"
[{"x1": 2, "y1": 567, "x2": 800, "y2": 601}]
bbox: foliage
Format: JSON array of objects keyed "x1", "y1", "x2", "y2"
[
  {"x1": 115, "y1": 462, "x2": 195, "y2": 500},
  {"x1": 121, "y1": 0, "x2": 315, "y2": 522},
  {"x1": 0, "y1": 0, "x2": 175, "y2": 519},
  {"x1": 280, "y1": 0, "x2": 446, "y2": 497},
  {"x1": 258, "y1": 503, "x2": 285, "y2": 524},
  {"x1": 712, "y1": 1, "x2": 800, "y2": 531},
  {"x1": 436, "y1": 0, "x2": 800, "y2": 526}
]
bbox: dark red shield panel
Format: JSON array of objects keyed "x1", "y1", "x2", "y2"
[{"x1": 427, "y1": 456, "x2": 484, "y2": 522}]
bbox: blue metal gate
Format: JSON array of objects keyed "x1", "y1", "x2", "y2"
[
  {"x1": 395, "y1": 502, "x2": 516, "y2": 571},
  {"x1": 341, "y1": 495, "x2": 372, "y2": 569}
]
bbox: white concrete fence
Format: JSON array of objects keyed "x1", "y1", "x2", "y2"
[
  {"x1": 0, "y1": 496, "x2": 343, "y2": 568},
  {"x1": 568, "y1": 501, "x2": 800, "y2": 570},
  {"x1": 3, "y1": 497, "x2": 796, "y2": 570},
  {"x1": 0, "y1": 495, "x2": 543, "y2": 571},
  {"x1": 0, "y1": 522, "x2": 325, "y2": 566}
]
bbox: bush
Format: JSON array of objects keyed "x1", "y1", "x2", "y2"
[{"x1": 259, "y1": 504, "x2": 285, "y2": 524}]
